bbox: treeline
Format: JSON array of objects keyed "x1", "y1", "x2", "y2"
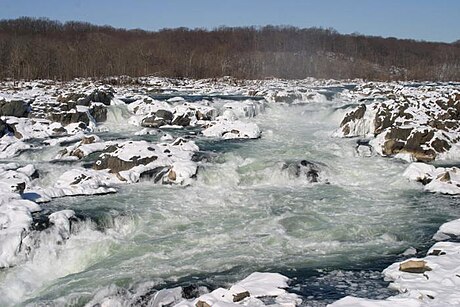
[{"x1": 0, "y1": 17, "x2": 459, "y2": 81}]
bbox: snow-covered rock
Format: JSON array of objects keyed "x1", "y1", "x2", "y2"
[
  {"x1": 202, "y1": 118, "x2": 261, "y2": 139},
  {"x1": 27, "y1": 168, "x2": 117, "y2": 203},
  {"x1": 337, "y1": 83, "x2": 460, "y2": 162},
  {"x1": 92, "y1": 138, "x2": 199, "y2": 184},
  {"x1": 403, "y1": 162, "x2": 460, "y2": 195}
]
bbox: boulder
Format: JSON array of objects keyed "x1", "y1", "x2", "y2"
[
  {"x1": 340, "y1": 104, "x2": 366, "y2": 127},
  {"x1": 399, "y1": 260, "x2": 432, "y2": 273},
  {"x1": 172, "y1": 114, "x2": 191, "y2": 126},
  {"x1": 0, "y1": 118, "x2": 15, "y2": 137},
  {"x1": 155, "y1": 109, "x2": 174, "y2": 121},
  {"x1": 89, "y1": 104, "x2": 107, "y2": 122},
  {"x1": 0, "y1": 100, "x2": 29, "y2": 117},
  {"x1": 141, "y1": 116, "x2": 170, "y2": 128},
  {"x1": 48, "y1": 111, "x2": 90, "y2": 126},
  {"x1": 282, "y1": 160, "x2": 320, "y2": 182},
  {"x1": 88, "y1": 88, "x2": 114, "y2": 105}
]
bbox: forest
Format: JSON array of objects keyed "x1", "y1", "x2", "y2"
[{"x1": 0, "y1": 17, "x2": 459, "y2": 81}]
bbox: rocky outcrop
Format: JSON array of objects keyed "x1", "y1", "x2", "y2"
[
  {"x1": 337, "y1": 83, "x2": 460, "y2": 162},
  {"x1": 0, "y1": 100, "x2": 29, "y2": 117},
  {"x1": 92, "y1": 138, "x2": 199, "y2": 184}
]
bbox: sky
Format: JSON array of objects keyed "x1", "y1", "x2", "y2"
[{"x1": 0, "y1": 0, "x2": 459, "y2": 43}]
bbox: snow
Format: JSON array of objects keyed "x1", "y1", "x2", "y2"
[
  {"x1": 202, "y1": 119, "x2": 261, "y2": 139},
  {"x1": 0, "y1": 164, "x2": 41, "y2": 268},
  {"x1": 403, "y1": 163, "x2": 460, "y2": 195},
  {"x1": 27, "y1": 168, "x2": 117, "y2": 203},
  {"x1": 433, "y1": 218, "x2": 460, "y2": 240}
]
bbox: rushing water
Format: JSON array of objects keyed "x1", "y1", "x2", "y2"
[{"x1": 1, "y1": 95, "x2": 460, "y2": 306}]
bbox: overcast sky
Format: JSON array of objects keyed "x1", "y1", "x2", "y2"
[{"x1": 1, "y1": 0, "x2": 459, "y2": 43}]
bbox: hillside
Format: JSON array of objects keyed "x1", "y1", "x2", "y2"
[{"x1": 0, "y1": 17, "x2": 459, "y2": 81}]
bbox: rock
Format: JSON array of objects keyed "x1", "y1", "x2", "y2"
[
  {"x1": 141, "y1": 116, "x2": 170, "y2": 128},
  {"x1": 48, "y1": 111, "x2": 90, "y2": 125},
  {"x1": 89, "y1": 104, "x2": 107, "y2": 122},
  {"x1": 196, "y1": 301, "x2": 211, "y2": 307},
  {"x1": 92, "y1": 139, "x2": 199, "y2": 184},
  {"x1": 282, "y1": 160, "x2": 320, "y2": 182},
  {"x1": 399, "y1": 260, "x2": 432, "y2": 273},
  {"x1": 340, "y1": 104, "x2": 366, "y2": 127},
  {"x1": 437, "y1": 171, "x2": 451, "y2": 182},
  {"x1": 88, "y1": 88, "x2": 114, "y2": 105},
  {"x1": 155, "y1": 109, "x2": 174, "y2": 121},
  {"x1": 57, "y1": 93, "x2": 90, "y2": 107},
  {"x1": 0, "y1": 100, "x2": 29, "y2": 117},
  {"x1": 233, "y1": 291, "x2": 250, "y2": 302},
  {"x1": 202, "y1": 119, "x2": 261, "y2": 139},
  {"x1": 94, "y1": 152, "x2": 158, "y2": 173},
  {"x1": 0, "y1": 118, "x2": 15, "y2": 137},
  {"x1": 172, "y1": 114, "x2": 191, "y2": 126},
  {"x1": 139, "y1": 166, "x2": 170, "y2": 183}
]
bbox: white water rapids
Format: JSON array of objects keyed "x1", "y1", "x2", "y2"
[{"x1": 1, "y1": 98, "x2": 458, "y2": 306}]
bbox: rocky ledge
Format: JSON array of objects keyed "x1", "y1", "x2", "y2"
[{"x1": 337, "y1": 83, "x2": 460, "y2": 162}]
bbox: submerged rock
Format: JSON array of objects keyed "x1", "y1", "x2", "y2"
[{"x1": 282, "y1": 160, "x2": 321, "y2": 182}]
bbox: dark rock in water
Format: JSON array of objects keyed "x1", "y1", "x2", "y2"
[
  {"x1": 340, "y1": 104, "x2": 366, "y2": 128},
  {"x1": 182, "y1": 284, "x2": 200, "y2": 300},
  {"x1": 0, "y1": 118, "x2": 15, "y2": 137},
  {"x1": 48, "y1": 111, "x2": 90, "y2": 125},
  {"x1": 191, "y1": 151, "x2": 218, "y2": 163},
  {"x1": 172, "y1": 114, "x2": 191, "y2": 126},
  {"x1": 94, "y1": 154, "x2": 158, "y2": 173},
  {"x1": 382, "y1": 127, "x2": 450, "y2": 162},
  {"x1": 88, "y1": 88, "x2": 114, "y2": 105},
  {"x1": 58, "y1": 88, "x2": 113, "y2": 107},
  {"x1": 89, "y1": 104, "x2": 107, "y2": 122},
  {"x1": 233, "y1": 291, "x2": 250, "y2": 302},
  {"x1": 0, "y1": 100, "x2": 29, "y2": 117},
  {"x1": 156, "y1": 109, "x2": 174, "y2": 121},
  {"x1": 139, "y1": 166, "x2": 170, "y2": 183},
  {"x1": 141, "y1": 116, "x2": 170, "y2": 128},
  {"x1": 30, "y1": 169, "x2": 40, "y2": 179},
  {"x1": 282, "y1": 160, "x2": 320, "y2": 182},
  {"x1": 196, "y1": 109, "x2": 215, "y2": 120},
  {"x1": 52, "y1": 126, "x2": 67, "y2": 136}
]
